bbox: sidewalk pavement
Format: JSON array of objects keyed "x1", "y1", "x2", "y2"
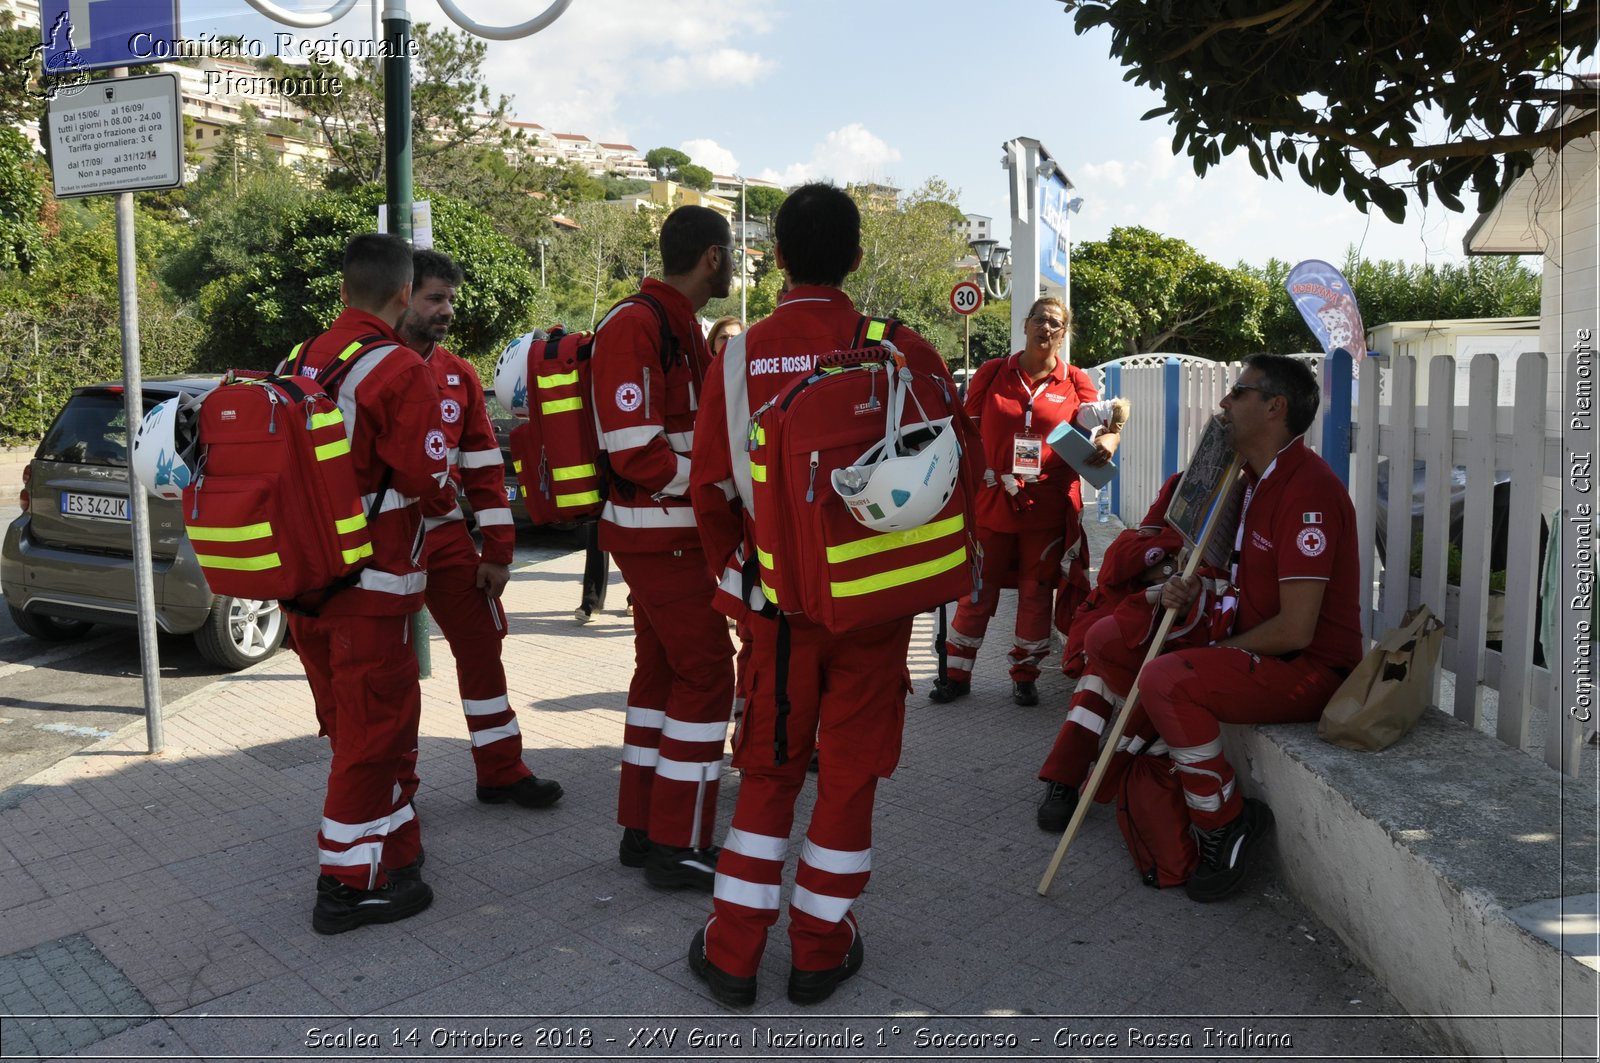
[{"x1": 0, "y1": 516, "x2": 1453, "y2": 1061}]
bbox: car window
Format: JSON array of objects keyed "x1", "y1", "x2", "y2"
[{"x1": 37, "y1": 393, "x2": 133, "y2": 466}]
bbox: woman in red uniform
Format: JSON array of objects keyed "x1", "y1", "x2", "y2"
[{"x1": 931, "y1": 296, "x2": 1121, "y2": 706}]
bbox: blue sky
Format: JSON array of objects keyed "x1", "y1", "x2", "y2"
[{"x1": 175, "y1": 0, "x2": 1508, "y2": 271}]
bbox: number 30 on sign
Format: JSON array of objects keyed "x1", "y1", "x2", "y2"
[{"x1": 950, "y1": 280, "x2": 983, "y2": 316}]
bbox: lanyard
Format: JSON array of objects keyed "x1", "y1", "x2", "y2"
[{"x1": 1014, "y1": 362, "x2": 1053, "y2": 433}]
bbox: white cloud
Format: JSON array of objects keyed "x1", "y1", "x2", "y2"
[
  {"x1": 471, "y1": 0, "x2": 781, "y2": 140},
  {"x1": 757, "y1": 123, "x2": 902, "y2": 187},
  {"x1": 1078, "y1": 160, "x2": 1127, "y2": 189},
  {"x1": 682, "y1": 138, "x2": 740, "y2": 175}
]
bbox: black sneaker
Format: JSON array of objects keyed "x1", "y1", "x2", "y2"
[
  {"x1": 1012, "y1": 680, "x2": 1040, "y2": 706},
  {"x1": 619, "y1": 827, "x2": 650, "y2": 868},
  {"x1": 688, "y1": 926, "x2": 757, "y2": 1008},
  {"x1": 312, "y1": 874, "x2": 433, "y2": 935},
  {"x1": 644, "y1": 843, "x2": 719, "y2": 891},
  {"x1": 1036, "y1": 781, "x2": 1077, "y2": 832},
  {"x1": 1185, "y1": 798, "x2": 1275, "y2": 903},
  {"x1": 385, "y1": 848, "x2": 426, "y2": 883},
  {"x1": 787, "y1": 926, "x2": 864, "y2": 1005},
  {"x1": 927, "y1": 677, "x2": 970, "y2": 703},
  {"x1": 476, "y1": 774, "x2": 564, "y2": 809}
]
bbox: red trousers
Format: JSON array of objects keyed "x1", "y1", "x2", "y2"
[
  {"x1": 290, "y1": 611, "x2": 422, "y2": 889},
  {"x1": 1082, "y1": 614, "x2": 1344, "y2": 828},
  {"x1": 612, "y1": 549, "x2": 735, "y2": 849},
  {"x1": 945, "y1": 523, "x2": 1065, "y2": 683},
  {"x1": 704, "y1": 613, "x2": 912, "y2": 978},
  {"x1": 423, "y1": 524, "x2": 528, "y2": 788}
]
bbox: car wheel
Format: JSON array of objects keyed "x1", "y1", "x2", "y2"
[
  {"x1": 194, "y1": 596, "x2": 285, "y2": 670},
  {"x1": 8, "y1": 603, "x2": 95, "y2": 642}
]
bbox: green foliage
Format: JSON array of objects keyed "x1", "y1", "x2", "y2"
[
  {"x1": 967, "y1": 301, "x2": 1014, "y2": 365},
  {"x1": 266, "y1": 22, "x2": 512, "y2": 188},
  {"x1": 1069, "y1": 227, "x2": 1270, "y2": 365},
  {"x1": 0, "y1": 17, "x2": 44, "y2": 129},
  {"x1": 600, "y1": 175, "x2": 651, "y2": 200},
  {"x1": 1243, "y1": 253, "x2": 1544, "y2": 353},
  {"x1": 845, "y1": 178, "x2": 970, "y2": 361},
  {"x1": 538, "y1": 200, "x2": 661, "y2": 330},
  {"x1": 0, "y1": 126, "x2": 45, "y2": 272},
  {"x1": 738, "y1": 185, "x2": 787, "y2": 228},
  {"x1": 191, "y1": 185, "x2": 538, "y2": 369},
  {"x1": 1409, "y1": 533, "x2": 1507, "y2": 593},
  {"x1": 644, "y1": 147, "x2": 691, "y2": 179},
  {"x1": 0, "y1": 199, "x2": 201, "y2": 443},
  {"x1": 677, "y1": 163, "x2": 714, "y2": 191},
  {"x1": 163, "y1": 166, "x2": 312, "y2": 303},
  {"x1": 1058, "y1": 1, "x2": 1597, "y2": 221}
]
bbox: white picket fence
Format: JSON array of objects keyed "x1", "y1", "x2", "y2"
[{"x1": 1088, "y1": 350, "x2": 1580, "y2": 775}]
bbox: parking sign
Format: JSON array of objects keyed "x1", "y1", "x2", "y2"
[{"x1": 39, "y1": 0, "x2": 181, "y2": 74}]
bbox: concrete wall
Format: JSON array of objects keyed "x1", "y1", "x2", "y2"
[{"x1": 1226, "y1": 710, "x2": 1598, "y2": 1060}]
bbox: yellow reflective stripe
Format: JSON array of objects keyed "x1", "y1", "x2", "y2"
[
  {"x1": 761, "y1": 581, "x2": 778, "y2": 606},
  {"x1": 829, "y1": 546, "x2": 967, "y2": 599},
  {"x1": 337, "y1": 340, "x2": 364, "y2": 361},
  {"x1": 865, "y1": 319, "x2": 886, "y2": 342},
  {"x1": 551, "y1": 463, "x2": 596, "y2": 481},
  {"x1": 309, "y1": 411, "x2": 343, "y2": 430},
  {"x1": 315, "y1": 437, "x2": 351, "y2": 461},
  {"x1": 537, "y1": 370, "x2": 579, "y2": 388},
  {"x1": 196, "y1": 551, "x2": 282, "y2": 572},
  {"x1": 756, "y1": 425, "x2": 766, "y2": 445},
  {"x1": 334, "y1": 514, "x2": 367, "y2": 535},
  {"x1": 513, "y1": 459, "x2": 523, "y2": 474},
  {"x1": 341, "y1": 542, "x2": 374, "y2": 565},
  {"x1": 556, "y1": 490, "x2": 602, "y2": 508},
  {"x1": 287, "y1": 341, "x2": 304, "y2": 362},
  {"x1": 188, "y1": 522, "x2": 273, "y2": 543},
  {"x1": 750, "y1": 463, "x2": 767, "y2": 483},
  {"x1": 824, "y1": 514, "x2": 965, "y2": 564},
  {"x1": 541, "y1": 397, "x2": 583, "y2": 416},
  {"x1": 758, "y1": 547, "x2": 775, "y2": 571}
]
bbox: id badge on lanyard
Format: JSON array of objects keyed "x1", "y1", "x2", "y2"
[{"x1": 1011, "y1": 366, "x2": 1051, "y2": 478}]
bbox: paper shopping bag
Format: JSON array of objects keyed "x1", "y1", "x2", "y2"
[{"x1": 1317, "y1": 605, "x2": 1445, "y2": 752}]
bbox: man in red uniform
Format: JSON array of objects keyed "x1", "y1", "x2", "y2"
[
  {"x1": 397, "y1": 250, "x2": 563, "y2": 811},
  {"x1": 686, "y1": 183, "x2": 967, "y2": 1008},
  {"x1": 592, "y1": 206, "x2": 736, "y2": 891},
  {"x1": 1110, "y1": 354, "x2": 1362, "y2": 902},
  {"x1": 282, "y1": 234, "x2": 452, "y2": 934}
]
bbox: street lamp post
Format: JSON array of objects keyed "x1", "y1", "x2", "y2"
[{"x1": 969, "y1": 238, "x2": 1012, "y2": 300}]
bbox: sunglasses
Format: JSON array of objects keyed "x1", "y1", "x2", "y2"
[
  {"x1": 1029, "y1": 317, "x2": 1066, "y2": 331},
  {"x1": 1227, "y1": 383, "x2": 1276, "y2": 400}
]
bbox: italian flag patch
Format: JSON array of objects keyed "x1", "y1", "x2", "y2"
[{"x1": 1302, "y1": 511, "x2": 1322, "y2": 524}]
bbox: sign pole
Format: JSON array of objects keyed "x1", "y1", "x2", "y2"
[
  {"x1": 110, "y1": 66, "x2": 163, "y2": 754},
  {"x1": 963, "y1": 313, "x2": 970, "y2": 385}
]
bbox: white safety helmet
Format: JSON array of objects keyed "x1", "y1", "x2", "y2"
[
  {"x1": 832, "y1": 415, "x2": 961, "y2": 533},
  {"x1": 493, "y1": 332, "x2": 538, "y2": 416},
  {"x1": 130, "y1": 395, "x2": 199, "y2": 500}
]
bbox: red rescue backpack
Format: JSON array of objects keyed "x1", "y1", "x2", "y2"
[
  {"x1": 182, "y1": 335, "x2": 393, "y2": 608},
  {"x1": 1116, "y1": 752, "x2": 1199, "y2": 888},
  {"x1": 748, "y1": 317, "x2": 981, "y2": 635},
  {"x1": 504, "y1": 294, "x2": 676, "y2": 524}
]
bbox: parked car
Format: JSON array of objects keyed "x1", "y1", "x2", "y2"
[{"x1": 1, "y1": 377, "x2": 286, "y2": 670}]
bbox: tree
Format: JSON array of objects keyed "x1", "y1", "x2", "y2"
[
  {"x1": 267, "y1": 22, "x2": 512, "y2": 188},
  {"x1": 677, "y1": 163, "x2": 714, "y2": 191},
  {"x1": 644, "y1": 147, "x2": 690, "y2": 180},
  {"x1": 1245, "y1": 253, "x2": 1544, "y2": 353},
  {"x1": 1068, "y1": 227, "x2": 1271, "y2": 365},
  {"x1": 1056, "y1": 1, "x2": 1599, "y2": 221},
  {"x1": 738, "y1": 185, "x2": 787, "y2": 230},
  {"x1": 846, "y1": 177, "x2": 971, "y2": 362},
  {"x1": 193, "y1": 185, "x2": 539, "y2": 369},
  {"x1": 0, "y1": 126, "x2": 44, "y2": 272},
  {"x1": 541, "y1": 201, "x2": 660, "y2": 329}
]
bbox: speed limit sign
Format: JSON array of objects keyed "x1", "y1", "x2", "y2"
[{"x1": 950, "y1": 280, "x2": 983, "y2": 315}]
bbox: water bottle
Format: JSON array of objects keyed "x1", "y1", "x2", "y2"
[{"x1": 1096, "y1": 482, "x2": 1111, "y2": 523}]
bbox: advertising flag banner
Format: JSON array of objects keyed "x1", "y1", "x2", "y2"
[
  {"x1": 1037, "y1": 173, "x2": 1076, "y2": 289},
  {"x1": 1285, "y1": 259, "x2": 1367, "y2": 358}
]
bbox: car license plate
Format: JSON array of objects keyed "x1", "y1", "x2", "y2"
[{"x1": 60, "y1": 492, "x2": 129, "y2": 521}]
